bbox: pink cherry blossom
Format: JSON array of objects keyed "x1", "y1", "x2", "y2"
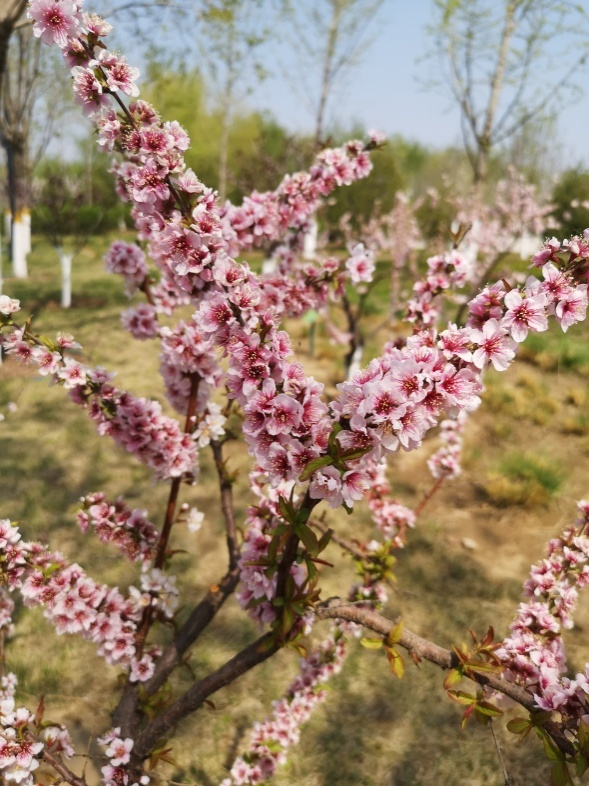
[
  {"x1": 28, "y1": 0, "x2": 80, "y2": 48},
  {"x1": 469, "y1": 319, "x2": 516, "y2": 371}
]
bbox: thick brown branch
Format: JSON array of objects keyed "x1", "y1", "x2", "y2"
[
  {"x1": 316, "y1": 601, "x2": 575, "y2": 757},
  {"x1": 143, "y1": 566, "x2": 240, "y2": 696},
  {"x1": 133, "y1": 633, "x2": 279, "y2": 760}
]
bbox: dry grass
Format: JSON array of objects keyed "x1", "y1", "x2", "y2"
[{"x1": 3, "y1": 237, "x2": 589, "y2": 785}]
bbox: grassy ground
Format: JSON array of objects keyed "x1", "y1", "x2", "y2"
[{"x1": 1, "y1": 236, "x2": 589, "y2": 785}]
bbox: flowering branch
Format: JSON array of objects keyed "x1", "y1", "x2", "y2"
[{"x1": 314, "y1": 601, "x2": 576, "y2": 757}]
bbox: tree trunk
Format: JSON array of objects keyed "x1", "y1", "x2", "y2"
[
  {"x1": 473, "y1": 144, "x2": 489, "y2": 184},
  {"x1": 314, "y1": 0, "x2": 341, "y2": 146},
  {"x1": 58, "y1": 248, "x2": 73, "y2": 308},
  {"x1": 4, "y1": 132, "x2": 30, "y2": 277},
  {"x1": 303, "y1": 215, "x2": 318, "y2": 260},
  {"x1": 0, "y1": 2, "x2": 26, "y2": 102},
  {"x1": 218, "y1": 99, "x2": 230, "y2": 202}
]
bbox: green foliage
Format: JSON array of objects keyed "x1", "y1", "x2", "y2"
[
  {"x1": 33, "y1": 146, "x2": 129, "y2": 235},
  {"x1": 32, "y1": 159, "x2": 104, "y2": 243},
  {"x1": 551, "y1": 168, "x2": 589, "y2": 238},
  {"x1": 325, "y1": 143, "x2": 405, "y2": 234},
  {"x1": 141, "y1": 63, "x2": 300, "y2": 202}
]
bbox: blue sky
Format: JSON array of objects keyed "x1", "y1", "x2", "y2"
[{"x1": 242, "y1": 0, "x2": 589, "y2": 170}]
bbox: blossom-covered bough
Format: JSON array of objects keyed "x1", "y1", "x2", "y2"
[{"x1": 0, "y1": 1, "x2": 588, "y2": 783}]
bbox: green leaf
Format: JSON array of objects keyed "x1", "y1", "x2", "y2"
[
  {"x1": 579, "y1": 718, "x2": 589, "y2": 751},
  {"x1": 465, "y1": 658, "x2": 502, "y2": 674},
  {"x1": 386, "y1": 620, "x2": 404, "y2": 646},
  {"x1": 300, "y1": 455, "x2": 333, "y2": 482},
  {"x1": 575, "y1": 753, "x2": 588, "y2": 778},
  {"x1": 443, "y1": 668, "x2": 463, "y2": 690},
  {"x1": 257, "y1": 634, "x2": 276, "y2": 653},
  {"x1": 506, "y1": 717, "x2": 532, "y2": 735},
  {"x1": 447, "y1": 690, "x2": 476, "y2": 706},
  {"x1": 267, "y1": 532, "x2": 280, "y2": 563},
  {"x1": 474, "y1": 700, "x2": 503, "y2": 718},
  {"x1": 328, "y1": 423, "x2": 343, "y2": 453},
  {"x1": 306, "y1": 557, "x2": 318, "y2": 584},
  {"x1": 288, "y1": 641, "x2": 307, "y2": 658},
  {"x1": 338, "y1": 446, "x2": 372, "y2": 462},
  {"x1": 360, "y1": 637, "x2": 383, "y2": 650},
  {"x1": 39, "y1": 335, "x2": 57, "y2": 351},
  {"x1": 542, "y1": 735, "x2": 561, "y2": 762},
  {"x1": 277, "y1": 495, "x2": 295, "y2": 524},
  {"x1": 385, "y1": 646, "x2": 404, "y2": 679},
  {"x1": 295, "y1": 522, "x2": 319, "y2": 558},
  {"x1": 280, "y1": 604, "x2": 295, "y2": 637},
  {"x1": 317, "y1": 528, "x2": 333, "y2": 554},
  {"x1": 530, "y1": 710, "x2": 553, "y2": 727},
  {"x1": 551, "y1": 761, "x2": 572, "y2": 786}
]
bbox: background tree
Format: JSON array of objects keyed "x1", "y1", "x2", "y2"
[
  {"x1": 551, "y1": 168, "x2": 589, "y2": 238},
  {"x1": 194, "y1": 0, "x2": 269, "y2": 201},
  {"x1": 427, "y1": 0, "x2": 589, "y2": 183},
  {"x1": 0, "y1": 24, "x2": 40, "y2": 278},
  {"x1": 278, "y1": 0, "x2": 387, "y2": 258},
  {"x1": 281, "y1": 0, "x2": 386, "y2": 146},
  {"x1": 0, "y1": 0, "x2": 26, "y2": 94},
  {"x1": 32, "y1": 160, "x2": 103, "y2": 306}
]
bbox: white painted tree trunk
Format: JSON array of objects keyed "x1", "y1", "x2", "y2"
[
  {"x1": 303, "y1": 216, "x2": 318, "y2": 260},
  {"x1": 261, "y1": 256, "x2": 278, "y2": 275},
  {"x1": 12, "y1": 212, "x2": 29, "y2": 279},
  {"x1": 58, "y1": 248, "x2": 73, "y2": 308},
  {"x1": 24, "y1": 211, "x2": 31, "y2": 254},
  {"x1": 346, "y1": 343, "x2": 364, "y2": 380}
]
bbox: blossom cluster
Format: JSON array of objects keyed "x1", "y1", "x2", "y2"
[
  {"x1": 427, "y1": 413, "x2": 467, "y2": 480},
  {"x1": 220, "y1": 144, "x2": 375, "y2": 257},
  {"x1": 77, "y1": 492, "x2": 159, "y2": 563},
  {"x1": 405, "y1": 249, "x2": 474, "y2": 327},
  {"x1": 98, "y1": 727, "x2": 150, "y2": 786},
  {"x1": 0, "y1": 518, "x2": 155, "y2": 682},
  {"x1": 0, "y1": 674, "x2": 74, "y2": 786},
  {"x1": 220, "y1": 632, "x2": 347, "y2": 785},
  {"x1": 236, "y1": 475, "x2": 306, "y2": 625},
  {"x1": 365, "y1": 461, "x2": 416, "y2": 547},
  {"x1": 326, "y1": 243, "x2": 589, "y2": 509},
  {"x1": 104, "y1": 241, "x2": 149, "y2": 296},
  {"x1": 454, "y1": 166, "x2": 558, "y2": 269},
  {"x1": 2, "y1": 324, "x2": 198, "y2": 480},
  {"x1": 497, "y1": 501, "x2": 589, "y2": 724}
]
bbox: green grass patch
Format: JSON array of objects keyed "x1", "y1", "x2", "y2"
[
  {"x1": 519, "y1": 325, "x2": 589, "y2": 377},
  {"x1": 483, "y1": 452, "x2": 563, "y2": 508}
]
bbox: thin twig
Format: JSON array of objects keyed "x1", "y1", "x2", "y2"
[
  {"x1": 489, "y1": 719, "x2": 512, "y2": 786},
  {"x1": 41, "y1": 749, "x2": 87, "y2": 786},
  {"x1": 311, "y1": 518, "x2": 365, "y2": 560},
  {"x1": 153, "y1": 373, "x2": 201, "y2": 570},
  {"x1": 210, "y1": 439, "x2": 240, "y2": 571},
  {"x1": 414, "y1": 476, "x2": 446, "y2": 518}
]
